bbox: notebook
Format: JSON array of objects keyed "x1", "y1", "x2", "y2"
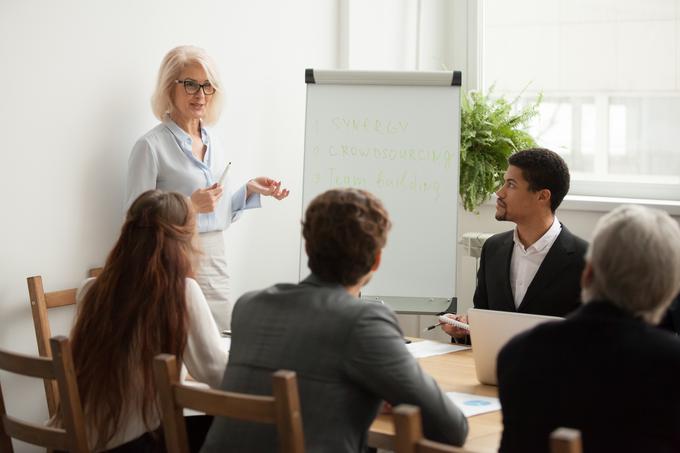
[{"x1": 468, "y1": 308, "x2": 562, "y2": 385}]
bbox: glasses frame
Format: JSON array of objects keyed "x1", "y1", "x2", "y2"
[{"x1": 175, "y1": 79, "x2": 215, "y2": 95}]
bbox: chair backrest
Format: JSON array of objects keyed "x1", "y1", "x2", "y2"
[
  {"x1": 393, "y1": 405, "x2": 471, "y2": 453},
  {"x1": 550, "y1": 428, "x2": 583, "y2": 453},
  {"x1": 26, "y1": 268, "x2": 102, "y2": 416},
  {"x1": 0, "y1": 336, "x2": 88, "y2": 453},
  {"x1": 153, "y1": 354, "x2": 305, "y2": 453},
  {"x1": 393, "y1": 405, "x2": 583, "y2": 453}
]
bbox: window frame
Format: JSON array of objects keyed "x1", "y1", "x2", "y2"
[{"x1": 471, "y1": 0, "x2": 680, "y2": 204}]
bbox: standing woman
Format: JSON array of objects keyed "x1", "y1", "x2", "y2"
[{"x1": 127, "y1": 45, "x2": 289, "y2": 330}]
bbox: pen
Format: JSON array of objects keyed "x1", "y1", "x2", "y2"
[
  {"x1": 423, "y1": 322, "x2": 445, "y2": 332},
  {"x1": 218, "y1": 161, "x2": 232, "y2": 186}
]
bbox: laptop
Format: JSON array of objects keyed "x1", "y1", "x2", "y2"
[{"x1": 468, "y1": 308, "x2": 562, "y2": 385}]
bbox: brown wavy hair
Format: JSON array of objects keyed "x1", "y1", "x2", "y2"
[
  {"x1": 70, "y1": 190, "x2": 197, "y2": 449},
  {"x1": 303, "y1": 188, "x2": 391, "y2": 286}
]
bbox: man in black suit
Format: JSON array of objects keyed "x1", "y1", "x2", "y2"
[
  {"x1": 497, "y1": 204, "x2": 680, "y2": 452},
  {"x1": 443, "y1": 148, "x2": 588, "y2": 339}
]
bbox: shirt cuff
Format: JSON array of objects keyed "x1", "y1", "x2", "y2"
[
  {"x1": 230, "y1": 184, "x2": 261, "y2": 223},
  {"x1": 231, "y1": 184, "x2": 261, "y2": 212}
]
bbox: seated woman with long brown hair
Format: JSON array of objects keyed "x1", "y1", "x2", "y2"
[{"x1": 67, "y1": 190, "x2": 228, "y2": 451}]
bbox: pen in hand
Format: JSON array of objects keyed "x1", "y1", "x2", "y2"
[
  {"x1": 423, "y1": 322, "x2": 445, "y2": 332},
  {"x1": 218, "y1": 162, "x2": 232, "y2": 186}
]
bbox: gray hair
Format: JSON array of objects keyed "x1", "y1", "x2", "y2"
[
  {"x1": 583, "y1": 204, "x2": 680, "y2": 323},
  {"x1": 151, "y1": 45, "x2": 224, "y2": 124}
]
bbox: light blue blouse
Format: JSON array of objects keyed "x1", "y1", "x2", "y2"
[{"x1": 126, "y1": 119, "x2": 260, "y2": 233}]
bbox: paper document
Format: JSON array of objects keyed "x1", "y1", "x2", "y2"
[
  {"x1": 406, "y1": 339, "x2": 469, "y2": 359},
  {"x1": 447, "y1": 392, "x2": 501, "y2": 417}
]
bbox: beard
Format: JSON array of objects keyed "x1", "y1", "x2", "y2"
[
  {"x1": 495, "y1": 207, "x2": 507, "y2": 221},
  {"x1": 495, "y1": 200, "x2": 507, "y2": 221}
]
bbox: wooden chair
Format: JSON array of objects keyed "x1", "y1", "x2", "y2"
[
  {"x1": 26, "y1": 268, "x2": 102, "y2": 416},
  {"x1": 0, "y1": 336, "x2": 88, "y2": 453},
  {"x1": 393, "y1": 404, "x2": 472, "y2": 453},
  {"x1": 153, "y1": 354, "x2": 305, "y2": 453},
  {"x1": 393, "y1": 405, "x2": 583, "y2": 453}
]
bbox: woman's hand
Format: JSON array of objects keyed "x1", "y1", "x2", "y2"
[
  {"x1": 246, "y1": 177, "x2": 290, "y2": 200},
  {"x1": 191, "y1": 183, "x2": 223, "y2": 213}
]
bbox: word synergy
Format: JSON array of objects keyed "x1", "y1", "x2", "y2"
[{"x1": 332, "y1": 117, "x2": 409, "y2": 135}]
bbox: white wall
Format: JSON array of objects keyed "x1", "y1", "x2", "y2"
[{"x1": 0, "y1": 1, "x2": 337, "y2": 451}]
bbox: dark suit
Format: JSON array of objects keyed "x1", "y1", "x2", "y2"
[
  {"x1": 201, "y1": 275, "x2": 468, "y2": 453},
  {"x1": 474, "y1": 224, "x2": 587, "y2": 317},
  {"x1": 658, "y1": 293, "x2": 680, "y2": 335},
  {"x1": 497, "y1": 301, "x2": 680, "y2": 453}
]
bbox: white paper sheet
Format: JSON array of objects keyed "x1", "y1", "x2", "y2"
[
  {"x1": 405, "y1": 340, "x2": 470, "y2": 358},
  {"x1": 447, "y1": 391, "x2": 501, "y2": 417}
]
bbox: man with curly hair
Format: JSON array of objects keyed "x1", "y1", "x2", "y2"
[{"x1": 202, "y1": 188, "x2": 468, "y2": 452}]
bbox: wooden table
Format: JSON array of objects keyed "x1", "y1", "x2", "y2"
[{"x1": 368, "y1": 348, "x2": 502, "y2": 452}]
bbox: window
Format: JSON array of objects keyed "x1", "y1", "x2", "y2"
[{"x1": 482, "y1": 0, "x2": 680, "y2": 200}]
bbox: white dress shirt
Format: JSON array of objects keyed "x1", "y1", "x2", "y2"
[{"x1": 509, "y1": 217, "x2": 562, "y2": 309}]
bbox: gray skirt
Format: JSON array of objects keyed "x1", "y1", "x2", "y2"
[{"x1": 196, "y1": 230, "x2": 232, "y2": 331}]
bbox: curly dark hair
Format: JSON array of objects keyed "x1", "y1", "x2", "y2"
[
  {"x1": 302, "y1": 189, "x2": 392, "y2": 286},
  {"x1": 508, "y1": 148, "x2": 570, "y2": 212}
]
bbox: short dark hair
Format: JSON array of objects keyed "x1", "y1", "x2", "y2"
[
  {"x1": 508, "y1": 148, "x2": 570, "y2": 212},
  {"x1": 302, "y1": 189, "x2": 391, "y2": 286}
]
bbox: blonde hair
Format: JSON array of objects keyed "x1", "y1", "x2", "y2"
[
  {"x1": 151, "y1": 45, "x2": 224, "y2": 125},
  {"x1": 583, "y1": 205, "x2": 680, "y2": 324}
]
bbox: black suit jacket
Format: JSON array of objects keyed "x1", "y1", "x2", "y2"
[
  {"x1": 498, "y1": 301, "x2": 680, "y2": 453},
  {"x1": 473, "y1": 224, "x2": 588, "y2": 317},
  {"x1": 658, "y1": 293, "x2": 680, "y2": 335}
]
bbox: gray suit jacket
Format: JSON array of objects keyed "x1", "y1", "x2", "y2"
[{"x1": 201, "y1": 274, "x2": 468, "y2": 452}]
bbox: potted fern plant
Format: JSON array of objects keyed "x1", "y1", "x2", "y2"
[{"x1": 459, "y1": 88, "x2": 541, "y2": 212}]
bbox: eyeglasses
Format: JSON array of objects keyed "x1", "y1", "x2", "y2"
[{"x1": 175, "y1": 79, "x2": 216, "y2": 95}]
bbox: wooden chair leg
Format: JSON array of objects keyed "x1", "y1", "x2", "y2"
[
  {"x1": 393, "y1": 405, "x2": 422, "y2": 453},
  {"x1": 0, "y1": 380, "x2": 15, "y2": 453},
  {"x1": 27, "y1": 275, "x2": 59, "y2": 417},
  {"x1": 272, "y1": 370, "x2": 304, "y2": 453},
  {"x1": 51, "y1": 336, "x2": 88, "y2": 453},
  {"x1": 153, "y1": 354, "x2": 190, "y2": 453}
]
